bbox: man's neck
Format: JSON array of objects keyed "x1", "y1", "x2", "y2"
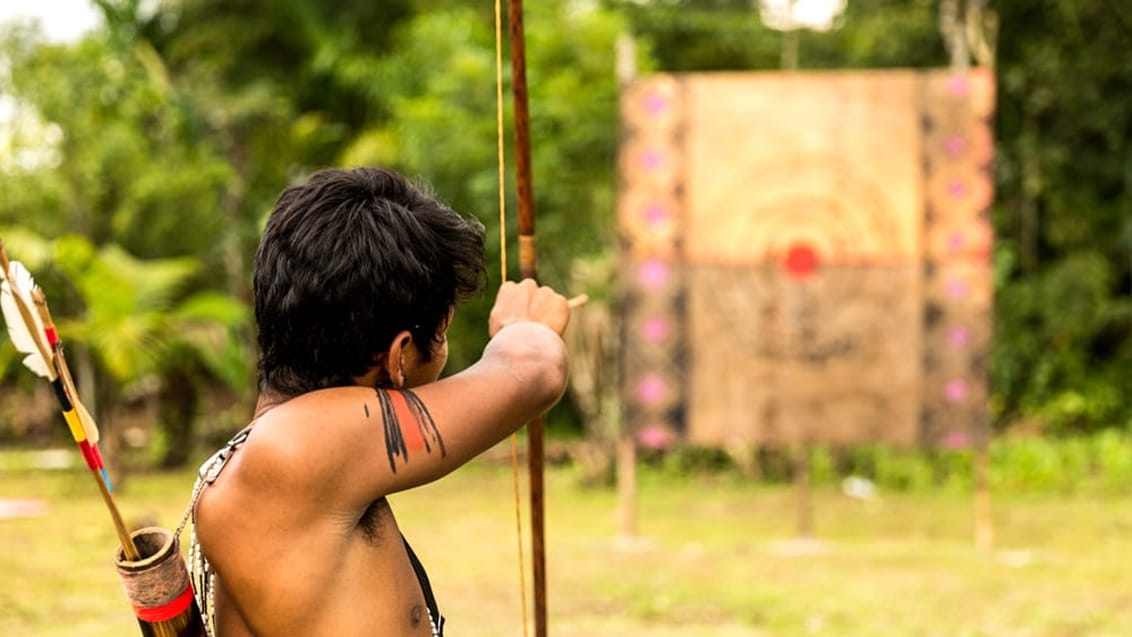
[{"x1": 253, "y1": 391, "x2": 289, "y2": 420}]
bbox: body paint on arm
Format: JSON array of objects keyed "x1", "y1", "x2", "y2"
[{"x1": 371, "y1": 388, "x2": 447, "y2": 473}]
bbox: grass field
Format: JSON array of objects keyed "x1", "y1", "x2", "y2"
[{"x1": 3, "y1": 450, "x2": 1132, "y2": 636}]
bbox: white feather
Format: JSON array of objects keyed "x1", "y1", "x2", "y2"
[
  {"x1": 0, "y1": 261, "x2": 53, "y2": 380},
  {"x1": 73, "y1": 390, "x2": 100, "y2": 444}
]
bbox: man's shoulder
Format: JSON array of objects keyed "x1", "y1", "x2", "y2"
[
  {"x1": 252, "y1": 386, "x2": 372, "y2": 443},
  {"x1": 237, "y1": 387, "x2": 380, "y2": 485},
  {"x1": 197, "y1": 395, "x2": 362, "y2": 524}
]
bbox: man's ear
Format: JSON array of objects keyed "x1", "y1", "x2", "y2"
[{"x1": 382, "y1": 330, "x2": 414, "y2": 388}]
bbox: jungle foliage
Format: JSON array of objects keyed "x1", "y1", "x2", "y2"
[{"x1": 0, "y1": 0, "x2": 1128, "y2": 467}]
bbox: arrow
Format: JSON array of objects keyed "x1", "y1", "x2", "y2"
[{"x1": 0, "y1": 239, "x2": 135, "y2": 558}]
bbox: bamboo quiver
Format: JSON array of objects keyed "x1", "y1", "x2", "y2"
[{"x1": 115, "y1": 527, "x2": 207, "y2": 637}]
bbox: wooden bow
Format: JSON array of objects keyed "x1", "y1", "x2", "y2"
[{"x1": 509, "y1": 3, "x2": 549, "y2": 633}]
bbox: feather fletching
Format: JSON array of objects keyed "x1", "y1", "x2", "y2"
[
  {"x1": 0, "y1": 261, "x2": 53, "y2": 380},
  {"x1": 73, "y1": 389, "x2": 100, "y2": 445}
]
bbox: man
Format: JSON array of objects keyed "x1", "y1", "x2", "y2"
[{"x1": 192, "y1": 166, "x2": 571, "y2": 636}]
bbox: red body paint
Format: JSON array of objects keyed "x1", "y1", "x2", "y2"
[{"x1": 389, "y1": 391, "x2": 426, "y2": 452}]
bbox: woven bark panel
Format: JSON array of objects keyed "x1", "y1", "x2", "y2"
[
  {"x1": 617, "y1": 69, "x2": 995, "y2": 449},
  {"x1": 618, "y1": 75, "x2": 685, "y2": 260},
  {"x1": 618, "y1": 76, "x2": 688, "y2": 444},
  {"x1": 919, "y1": 68, "x2": 996, "y2": 449}
]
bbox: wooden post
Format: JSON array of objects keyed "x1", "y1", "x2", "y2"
[
  {"x1": 794, "y1": 443, "x2": 813, "y2": 539},
  {"x1": 615, "y1": 30, "x2": 639, "y2": 544},
  {"x1": 616, "y1": 430, "x2": 637, "y2": 539},
  {"x1": 973, "y1": 444, "x2": 994, "y2": 550}
]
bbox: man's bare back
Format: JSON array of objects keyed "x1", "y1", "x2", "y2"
[
  {"x1": 191, "y1": 168, "x2": 570, "y2": 636},
  {"x1": 195, "y1": 412, "x2": 430, "y2": 635},
  {"x1": 195, "y1": 302, "x2": 568, "y2": 636}
]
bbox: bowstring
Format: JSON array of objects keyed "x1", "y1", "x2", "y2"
[{"x1": 495, "y1": 1, "x2": 530, "y2": 636}]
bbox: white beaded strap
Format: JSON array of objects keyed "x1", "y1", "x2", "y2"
[
  {"x1": 175, "y1": 428, "x2": 251, "y2": 540},
  {"x1": 176, "y1": 428, "x2": 253, "y2": 637}
]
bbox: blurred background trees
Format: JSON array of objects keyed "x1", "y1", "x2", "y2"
[{"x1": 0, "y1": 0, "x2": 1128, "y2": 469}]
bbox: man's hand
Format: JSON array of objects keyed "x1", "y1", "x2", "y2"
[{"x1": 488, "y1": 278, "x2": 570, "y2": 337}]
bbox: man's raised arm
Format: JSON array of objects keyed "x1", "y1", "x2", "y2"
[{"x1": 244, "y1": 279, "x2": 570, "y2": 507}]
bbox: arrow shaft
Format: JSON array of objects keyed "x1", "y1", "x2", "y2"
[
  {"x1": 0, "y1": 241, "x2": 140, "y2": 561},
  {"x1": 38, "y1": 295, "x2": 140, "y2": 560}
]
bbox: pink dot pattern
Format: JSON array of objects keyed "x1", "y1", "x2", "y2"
[
  {"x1": 644, "y1": 92, "x2": 668, "y2": 116},
  {"x1": 945, "y1": 135, "x2": 967, "y2": 157},
  {"x1": 638, "y1": 259, "x2": 670, "y2": 289},
  {"x1": 643, "y1": 317, "x2": 670, "y2": 343},
  {"x1": 644, "y1": 203, "x2": 668, "y2": 226},
  {"x1": 637, "y1": 374, "x2": 666, "y2": 406},
  {"x1": 944, "y1": 379, "x2": 969, "y2": 404},
  {"x1": 947, "y1": 325, "x2": 971, "y2": 348}
]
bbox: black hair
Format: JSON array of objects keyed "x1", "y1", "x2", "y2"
[{"x1": 253, "y1": 166, "x2": 486, "y2": 396}]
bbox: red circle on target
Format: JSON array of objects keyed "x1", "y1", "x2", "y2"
[{"x1": 783, "y1": 243, "x2": 820, "y2": 279}]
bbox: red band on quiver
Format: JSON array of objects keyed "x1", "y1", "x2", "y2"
[
  {"x1": 134, "y1": 583, "x2": 194, "y2": 623},
  {"x1": 117, "y1": 528, "x2": 200, "y2": 629}
]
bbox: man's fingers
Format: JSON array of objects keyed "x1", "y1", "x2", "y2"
[
  {"x1": 490, "y1": 279, "x2": 577, "y2": 337},
  {"x1": 567, "y1": 294, "x2": 588, "y2": 309}
]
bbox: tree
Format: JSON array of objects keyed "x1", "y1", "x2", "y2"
[
  {"x1": 141, "y1": 0, "x2": 628, "y2": 384},
  {"x1": 49, "y1": 234, "x2": 249, "y2": 469},
  {"x1": 990, "y1": 0, "x2": 1132, "y2": 432}
]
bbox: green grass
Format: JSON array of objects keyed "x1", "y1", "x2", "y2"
[{"x1": 3, "y1": 452, "x2": 1132, "y2": 636}]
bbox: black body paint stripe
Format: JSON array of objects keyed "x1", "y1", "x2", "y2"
[
  {"x1": 403, "y1": 389, "x2": 447, "y2": 458},
  {"x1": 376, "y1": 389, "x2": 408, "y2": 473},
  {"x1": 373, "y1": 388, "x2": 447, "y2": 473}
]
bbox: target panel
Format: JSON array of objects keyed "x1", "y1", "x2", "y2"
[{"x1": 618, "y1": 69, "x2": 995, "y2": 448}]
